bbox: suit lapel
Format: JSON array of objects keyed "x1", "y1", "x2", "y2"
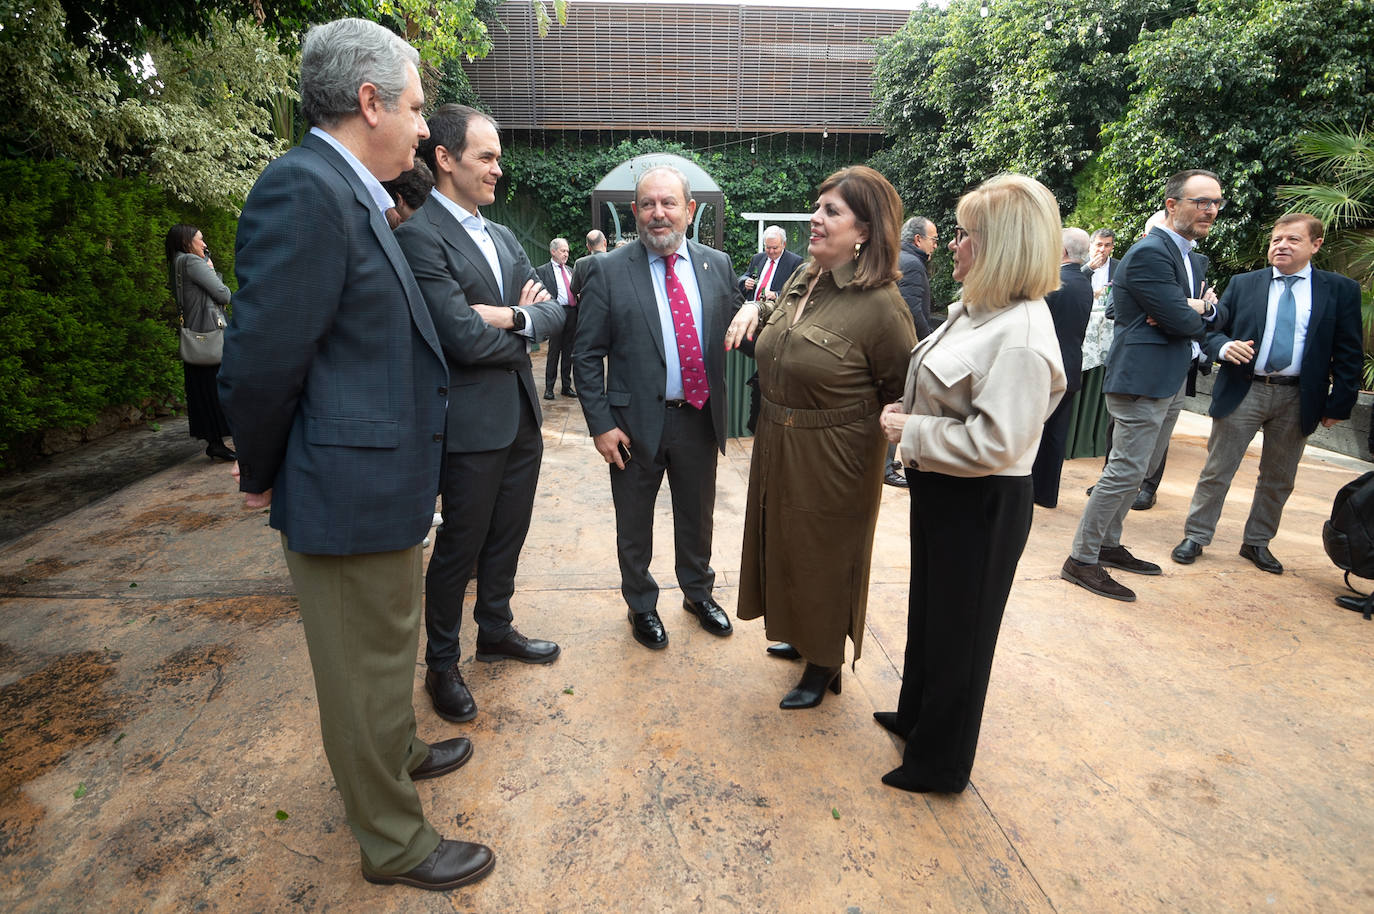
[
  {"x1": 1148, "y1": 228, "x2": 1190, "y2": 296},
  {"x1": 688, "y1": 241, "x2": 718, "y2": 348},
  {"x1": 627, "y1": 243, "x2": 667, "y2": 364},
  {"x1": 427, "y1": 202, "x2": 503, "y2": 305},
  {"x1": 489, "y1": 225, "x2": 521, "y2": 307},
  {"x1": 303, "y1": 134, "x2": 444, "y2": 363}
]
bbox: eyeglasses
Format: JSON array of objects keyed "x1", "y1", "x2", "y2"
[
  {"x1": 1182, "y1": 197, "x2": 1227, "y2": 212},
  {"x1": 953, "y1": 225, "x2": 971, "y2": 244}
]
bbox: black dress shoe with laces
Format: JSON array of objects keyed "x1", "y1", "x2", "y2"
[
  {"x1": 410, "y1": 737, "x2": 473, "y2": 781},
  {"x1": 883, "y1": 462, "x2": 908, "y2": 488},
  {"x1": 561, "y1": 386, "x2": 576, "y2": 398},
  {"x1": 1171, "y1": 538, "x2": 1204, "y2": 564},
  {"x1": 683, "y1": 597, "x2": 732, "y2": 636},
  {"x1": 1131, "y1": 488, "x2": 1157, "y2": 511},
  {"x1": 543, "y1": 389, "x2": 555, "y2": 400},
  {"x1": 362, "y1": 838, "x2": 495, "y2": 891},
  {"x1": 628, "y1": 609, "x2": 668, "y2": 649},
  {"x1": 425, "y1": 666, "x2": 477, "y2": 722},
  {"x1": 206, "y1": 440, "x2": 237, "y2": 461},
  {"x1": 475, "y1": 629, "x2": 560, "y2": 664},
  {"x1": 1239, "y1": 543, "x2": 1283, "y2": 574}
]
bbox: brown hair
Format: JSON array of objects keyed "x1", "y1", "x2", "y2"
[
  {"x1": 806, "y1": 166, "x2": 902, "y2": 290},
  {"x1": 1273, "y1": 212, "x2": 1324, "y2": 241}
]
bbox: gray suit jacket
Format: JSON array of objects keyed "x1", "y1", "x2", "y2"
[
  {"x1": 219, "y1": 132, "x2": 449, "y2": 555},
  {"x1": 394, "y1": 198, "x2": 563, "y2": 453},
  {"x1": 573, "y1": 239, "x2": 743, "y2": 457},
  {"x1": 1103, "y1": 228, "x2": 1211, "y2": 399}
]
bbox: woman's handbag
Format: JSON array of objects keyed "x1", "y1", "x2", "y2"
[{"x1": 175, "y1": 255, "x2": 228, "y2": 365}]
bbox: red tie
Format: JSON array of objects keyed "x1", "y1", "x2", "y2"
[
  {"x1": 757, "y1": 258, "x2": 776, "y2": 301},
  {"x1": 560, "y1": 263, "x2": 575, "y2": 307},
  {"x1": 663, "y1": 253, "x2": 709, "y2": 409}
]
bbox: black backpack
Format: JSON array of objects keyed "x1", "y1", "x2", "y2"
[{"x1": 1321, "y1": 470, "x2": 1374, "y2": 618}]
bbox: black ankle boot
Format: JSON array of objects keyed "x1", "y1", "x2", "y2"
[
  {"x1": 779, "y1": 662, "x2": 841, "y2": 709},
  {"x1": 206, "y1": 440, "x2": 237, "y2": 461}
]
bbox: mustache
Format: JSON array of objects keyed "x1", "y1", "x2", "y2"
[{"x1": 647, "y1": 219, "x2": 675, "y2": 230}]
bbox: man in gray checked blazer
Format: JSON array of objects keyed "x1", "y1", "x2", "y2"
[
  {"x1": 394, "y1": 105, "x2": 565, "y2": 725},
  {"x1": 573, "y1": 165, "x2": 744, "y2": 651},
  {"x1": 218, "y1": 19, "x2": 493, "y2": 892}
]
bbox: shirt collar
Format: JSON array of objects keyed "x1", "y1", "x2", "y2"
[
  {"x1": 1158, "y1": 223, "x2": 1197, "y2": 257},
  {"x1": 827, "y1": 257, "x2": 858, "y2": 289},
  {"x1": 648, "y1": 238, "x2": 691, "y2": 267},
  {"x1": 430, "y1": 187, "x2": 485, "y2": 232},
  {"x1": 1271, "y1": 263, "x2": 1313, "y2": 282},
  {"x1": 309, "y1": 127, "x2": 395, "y2": 214}
]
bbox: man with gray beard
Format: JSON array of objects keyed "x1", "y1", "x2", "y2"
[{"x1": 573, "y1": 165, "x2": 744, "y2": 650}]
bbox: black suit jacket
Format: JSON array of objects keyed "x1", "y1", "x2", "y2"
[
  {"x1": 536, "y1": 259, "x2": 577, "y2": 307},
  {"x1": 1104, "y1": 228, "x2": 1213, "y2": 399},
  {"x1": 1045, "y1": 263, "x2": 1094, "y2": 393},
  {"x1": 1204, "y1": 267, "x2": 1363, "y2": 436},
  {"x1": 896, "y1": 242, "x2": 933, "y2": 339},
  {"x1": 738, "y1": 250, "x2": 803, "y2": 300},
  {"x1": 1081, "y1": 256, "x2": 1118, "y2": 283},
  {"x1": 394, "y1": 197, "x2": 563, "y2": 453},
  {"x1": 220, "y1": 132, "x2": 449, "y2": 555},
  {"x1": 575, "y1": 240, "x2": 743, "y2": 457}
]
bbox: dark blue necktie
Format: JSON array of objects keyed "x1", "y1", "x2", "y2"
[{"x1": 1265, "y1": 275, "x2": 1300, "y2": 372}]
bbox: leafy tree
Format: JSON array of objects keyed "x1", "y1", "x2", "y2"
[{"x1": 1098, "y1": 0, "x2": 1374, "y2": 271}]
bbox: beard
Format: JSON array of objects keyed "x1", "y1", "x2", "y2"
[{"x1": 640, "y1": 219, "x2": 684, "y2": 254}]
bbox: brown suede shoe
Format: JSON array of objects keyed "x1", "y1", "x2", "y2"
[{"x1": 1061, "y1": 557, "x2": 1137, "y2": 602}]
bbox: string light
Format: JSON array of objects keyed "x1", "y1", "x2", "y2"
[{"x1": 980, "y1": 1, "x2": 989, "y2": 17}]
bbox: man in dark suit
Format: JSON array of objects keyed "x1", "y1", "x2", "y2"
[
  {"x1": 570, "y1": 229, "x2": 607, "y2": 301},
  {"x1": 739, "y1": 225, "x2": 803, "y2": 303},
  {"x1": 1082, "y1": 227, "x2": 1118, "y2": 302},
  {"x1": 394, "y1": 104, "x2": 564, "y2": 724},
  {"x1": 218, "y1": 19, "x2": 492, "y2": 892},
  {"x1": 536, "y1": 237, "x2": 578, "y2": 399},
  {"x1": 573, "y1": 165, "x2": 744, "y2": 649},
  {"x1": 885, "y1": 215, "x2": 939, "y2": 487},
  {"x1": 1064, "y1": 169, "x2": 1225, "y2": 603},
  {"x1": 1172, "y1": 213, "x2": 1363, "y2": 573},
  {"x1": 1033, "y1": 228, "x2": 1095, "y2": 508}
]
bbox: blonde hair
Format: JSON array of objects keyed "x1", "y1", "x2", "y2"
[{"x1": 956, "y1": 174, "x2": 1062, "y2": 309}]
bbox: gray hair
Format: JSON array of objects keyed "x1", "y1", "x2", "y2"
[
  {"x1": 1062, "y1": 227, "x2": 1091, "y2": 264},
  {"x1": 300, "y1": 18, "x2": 419, "y2": 128},
  {"x1": 586, "y1": 229, "x2": 607, "y2": 251},
  {"x1": 549, "y1": 237, "x2": 568, "y2": 253},
  {"x1": 900, "y1": 215, "x2": 932, "y2": 245},
  {"x1": 763, "y1": 225, "x2": 786, "y2": 244},
  {"x1": 635, "y1": 165, "x2": 692, "y2": 201}
]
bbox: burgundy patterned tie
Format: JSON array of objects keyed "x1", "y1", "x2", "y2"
[
  {"x1": 663, "y1": 253, "x2": 709, "y2": 409},
  {"x1": 560, "y1": 263, "x2": 575, "y2": 307}
]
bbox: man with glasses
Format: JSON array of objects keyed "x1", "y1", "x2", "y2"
[
  {"x1": 1171, "y1": 213, "x2": 1362, "y2": 575},
  {"x1": 1063, "y1": 169, "x2": 1225, "y2": 602}
]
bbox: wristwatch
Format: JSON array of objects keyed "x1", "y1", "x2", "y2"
[{"x1": 510, "y1": 307, "x2": 527, "y2": 331}]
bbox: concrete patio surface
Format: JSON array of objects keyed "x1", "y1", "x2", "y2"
[{"x1": 2, "y1": 358, "x2": 1372, "y2": 913}]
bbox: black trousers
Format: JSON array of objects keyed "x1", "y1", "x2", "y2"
[
  {"x1": 544, "y1": 306, "x2": 578, "y2": 392},
  {"x1": 609, "y1": 403, "x2": 718, "y2": 615},
  {"x1": 1031, "y1": 393, "x2": 1076, "y2": 508},
  {"x1": 893, "y1": 471, "x2": 1033, "y2": 791},
  {"x1": 424, "y1": 397, "x2": 542, "y2": 669}
]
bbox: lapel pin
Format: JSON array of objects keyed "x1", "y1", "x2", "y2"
[{"x1": 703, "y1": 262, "x2": 710, "y2": 271}]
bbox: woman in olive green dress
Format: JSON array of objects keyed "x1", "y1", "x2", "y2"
[{"x1": 726, "y1": 166, "x2": 916, "y2": 709}]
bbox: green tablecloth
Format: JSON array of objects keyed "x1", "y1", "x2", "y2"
[{"x1": 1065, "y1": 366, "x2": 1110, "y2": 458}]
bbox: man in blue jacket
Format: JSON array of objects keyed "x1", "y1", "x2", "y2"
[
  {"x1": 219, "y1": 18, "x2": 493, "y2": 892},
  {"x1": 1171, "y1": 213, "x2": 1363, "y2": 574}
]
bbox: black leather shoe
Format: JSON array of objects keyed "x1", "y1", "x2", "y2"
[
  {"x1": 206, "y1": 440, "x2": 237, "y2": 461},
  {"x1": 873, "y1": 711, "x2": 905, "y2": 739},
  {"x1": 883, "y1": 462, "x2": 908, "y2": 488},
  {"x1": 561, "y1": 386, "x2": 576, "y2": 398},
  {"x1": 779, "y1": 663, "x2": 841, "y2": 709},
  {"x1": 1239, "y1": 543, "x2": 1283, "y2": 574},
  {"x1": 543, "y1": 389, "x2": 555, "y2": 400},
  {"x1": 362, "y1": 838, "x2": 495, "y2": 891},
  {"x1": 1171, "y1": 538, "x2": 1204, "y2": 564},
  {"x1": 1336, "y1": 594, "x2": 1374, "y2": 619},
  {"x1": 683, "y1": 597, "x2": 732, "y2": 636},
  {"x1": 629, "y1": 609, "x2": 668, "y2": 649},
  {"x1": 410, "y1": 737, "x2": 473, "y2": 781},
  {"x1": 425, "y1": 667, "x2": 477, "y2": 722},
  {"x1": 1098, "y1": 544, "x2": 1162, "y2": 575},
  {"x1": 766, "y1": 642, "x2": 801, "y2": 660},
  {"x1": 475, "y1": 629, "x2": 560, "y2": 664},
  {"x1": 1131, "y1": 488, "x2": 1156, "y2": 511}
]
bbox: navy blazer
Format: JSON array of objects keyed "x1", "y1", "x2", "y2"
[
  {"x1": 220, "y1": 133, "x2": 449, "y2": 555},
  {"x1": 394, "y1": 197, "x2": 563, "y2": 453},
  {"x1": 574, "y1": 239, "x2": 743, "y2": 457},
  {"x1": 1104, "y1": 228, "x2": 1211, "y2": 399},
  {"x1": 1046, "y1": 262, "x2": 1094, "y2": 393},
  {"x1": 738, "y1": 249, "x2": 803, "y2": 300},
  {"x1": 896, "y1": 242, "x2": 933, "y2": 340},
  {"x1": 1204, "y1": 267, "x2": 1363, "y2": 436}
]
